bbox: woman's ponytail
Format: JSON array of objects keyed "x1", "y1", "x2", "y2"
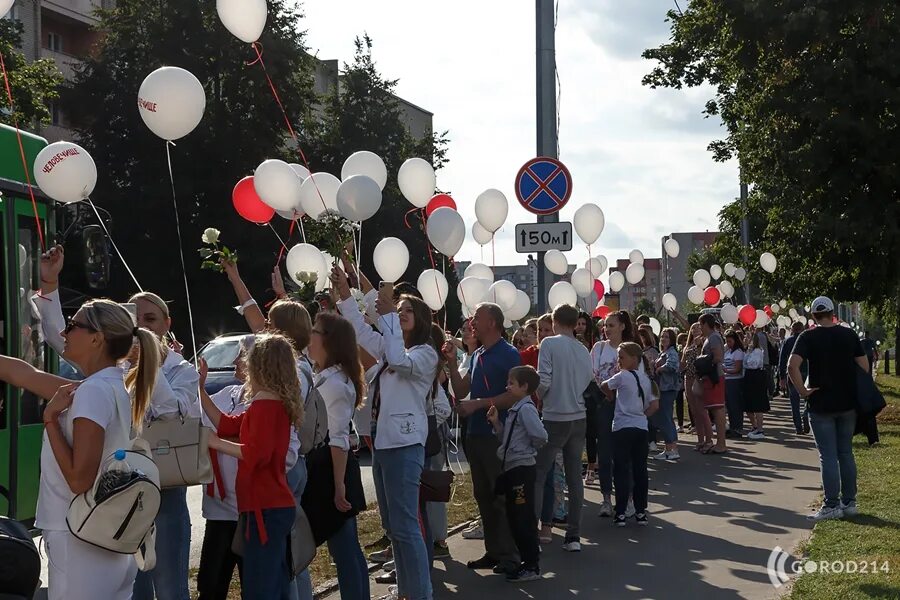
[{"x1": 129, "y1": 328, "x2": 160, "y2": 429}]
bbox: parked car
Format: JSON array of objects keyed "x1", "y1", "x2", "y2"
[{"x1": 196, "y1": 333, "x2": 249, "y2": 394}]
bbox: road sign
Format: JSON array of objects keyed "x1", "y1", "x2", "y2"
[
  {"x1": 515, "y1": 157, "x2": 573, "y2": 215},
  {"x1": 515, "y1": 222, "x2": 573, "y2": 253}
]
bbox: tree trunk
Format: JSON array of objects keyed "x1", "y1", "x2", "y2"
[{"x1": 895, "y1": 283, "x2": 899, "y2": 376}]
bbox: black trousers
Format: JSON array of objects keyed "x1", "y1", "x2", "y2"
[
  {"x1": 503, "y1": 465, "x2": 540, "y2": 571},
  {"x1": 612, "y1": 428, "x2": 649, "y2": 515},
  {"x1": 197, "y1": 519, "x2": 243, "y2": 600}
]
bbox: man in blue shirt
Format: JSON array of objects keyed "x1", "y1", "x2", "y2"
[{"x1": 444, "y1": 302, "x2": 521, "y2": 575}]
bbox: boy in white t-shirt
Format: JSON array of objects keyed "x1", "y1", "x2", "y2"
[{"x1": 601, "y1": 342, "x2": 659, "y2": 526}]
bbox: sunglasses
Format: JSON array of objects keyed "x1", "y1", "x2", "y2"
[{"x1": 64, "y1": 319, "x2": 97, "y2": 334}]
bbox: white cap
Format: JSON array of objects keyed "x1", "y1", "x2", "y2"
[{"x1": 810, "y1": 296, "x2": 834, "y2": 314}]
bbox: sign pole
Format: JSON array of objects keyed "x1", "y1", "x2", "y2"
[{"x1": 535, "y1": 0, "x2": 558, "y2": 315}]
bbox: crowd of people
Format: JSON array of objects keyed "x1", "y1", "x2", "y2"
[{"x1": 0, "y1": 244, "x2": 881, "y2": 600}]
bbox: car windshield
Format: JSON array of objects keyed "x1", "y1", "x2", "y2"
[{"x1": 199, "y1": 338, "x2": 241, "y2": 371}]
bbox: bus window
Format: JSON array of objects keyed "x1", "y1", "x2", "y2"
[{"x1": 17, "y1": 220, "x2": 47, "y2": 426}]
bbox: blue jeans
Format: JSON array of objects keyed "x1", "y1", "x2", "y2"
[
  {"x1": 327, "y1": 517, "x2": 369, "y2": 600},
  {"x1": 373, "y1": 444, "x2": 432, "y2": 600},
  {"x1": 809, "y1": 409, "x2": 857, "y2": 508},
  {"x1": 788, "y1": 383, "x2": 810, "y2": 433},
  {"x1": 653, "y1": 390, "x2": 679, "y2": 444},
  {"x1": 285, "y1": 458, "x2": 314, "y2": 600},
  {"x1": 242, "y1": 507, "x2": 296, "y2": 600},
  {"x1": 134, "y1": 487, "x2": 191, "y2": 600}
]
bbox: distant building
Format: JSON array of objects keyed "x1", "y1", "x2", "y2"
[
  {"x1": 607, "y1": 258, "x2": 663, "y2": 314},
  {"x1": 661, "y1": 231, "x2": 719, "y2": 305}
]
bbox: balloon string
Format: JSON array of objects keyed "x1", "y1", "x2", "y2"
[
  {"x1": 442, "y1": 256, "x2": 448, "y2": 331},
  {"x1": 418, "y1": 210, "x2": 436, "y2": 271},
  {"x1": 275, "y1": 216, "x2": 296, "y2": 267},
  {"x1": 354, "y1": 220, "x2": 363, "y2": 288},
  {"x1": 248, "y1": 42, "x2": 328, "y2": 217},
  {"x1": 86, "y1": 198, "x2": 143, "y2": 292},
  {"x1": 165, "y1": 141, "x2": 199, "y2": 366},
  {"x1": 403, "y1": 207, "x2": 420, "y2": 229},
  {"x1": 298, "y1": 215, "x2": 306, "y2": 243},
  {"x1": 491, "y1": 235, "x2": 496, "y2": 268},
  {"x1": 0, "y1": 50, "x2": 45, "y2": 252}
]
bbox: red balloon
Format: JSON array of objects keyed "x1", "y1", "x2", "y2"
[
  {"x1": 739, "y1": 304, "x2": 757, "y2": 326},
  {"x1": 425, "y1": 194, "x2": 456, "y2": 217},
  {"x1": 233, "y1": 176, "x2": 274, "y2": 224},
  {"x1": 703, "y1": 286, "x2": 721, "y2": 306},
  {"x1": 764, "y1": 304, "x2": 774, "y2": 317},
  {"x1": 593, "y1": 279, "x2": 605, "y2": 299},
  {"x1": 593, "y1": 305, "x2": 611, "y2": 319}
]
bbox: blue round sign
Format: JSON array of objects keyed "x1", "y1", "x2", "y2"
[{"x1": 515, "y1": 157, "x2": 573, "y2": 216}]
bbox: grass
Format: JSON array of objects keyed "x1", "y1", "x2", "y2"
[
  {"x1": 188, "y1": 474, "x2": 477, "y2": 599},
  {"x1": 788, "y1": 373, "x2": 900, "y2": 599}
]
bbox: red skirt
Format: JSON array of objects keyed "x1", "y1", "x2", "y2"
[{"x1": 702, "y1": 378, "x2": 725, "y2": 409}]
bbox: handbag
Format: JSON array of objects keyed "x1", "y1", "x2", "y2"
[
  {"x1": 493, "y1": 408, "x2": 521, "y2": 496},
  {"x1": 301, "y1": 443, "x2": 367, "y2": 546},
  {"x1": 232, "y1": 506, "x2": 317, "y2": 577},
  {"x1": 420, "y1": 469, "x2": 455, "y2": 503},
  {"x1": 142, "y1": 410, "x2": 213, "y2": 488}
]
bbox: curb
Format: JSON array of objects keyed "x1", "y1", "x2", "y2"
[{"x1": 313, "y1": 519, "x2": 478, "y2": 598}]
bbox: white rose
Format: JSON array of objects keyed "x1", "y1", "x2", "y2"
[
  {"x1": 202, "y1": 228, "x2": 220, "y2": 245},
  {"x1": 307, "y1": 271, "x2": 319, "y2": 283}
]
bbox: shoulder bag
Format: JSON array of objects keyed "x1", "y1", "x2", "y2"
[{"x1": 143, "y1": 406, "x2": 213, "y2": 488}]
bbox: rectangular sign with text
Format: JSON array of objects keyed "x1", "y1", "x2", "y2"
[{"x1": 515, "y1": 222, "x2": 573, "y2": 253}]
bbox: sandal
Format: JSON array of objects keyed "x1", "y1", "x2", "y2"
[
  {"x1": 696, "y1": 441, "x2": 714, "y2": 452},
  {"x1": 703, "y1": 446, "x2": 727, "y2": 455}
]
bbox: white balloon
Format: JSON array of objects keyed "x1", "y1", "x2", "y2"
[
  {"x1": 33, "y1": 141, "x2": 97, "y2": 203},
  {"x1": 754, "y1": 309, "x2": 770, "y2": 328},
  {"x1": 585, "y1": 256, "x2": 607, "y2": 278},
  {"x1": 760, "y1": 252, "x2": 777, "y2": 273},
  {"x1": 662, "y1": 293, "x2": 677, "y2": 311},
  {"x1": 544, "y1": 249, "x2": 569, "y2": 275},
  {"x1": 397, "y1": 158, "x2": 435, "y2": 208},
  {"x1": 253, "y1": 159, "x2": 301, "y2": 212},
  {"x1": 721, "y1": 304, "x2": 738, "y2": 324},
  {"x1": 0, "y1": 0, "x2": 13, "y2": 16},
  {"x1": 570, "y1": 268, "x2": 594, "y2": 297},
  {"x1": 472, "y1": 221, "x2": 493, "y2": 245},
  {"x1": 316, "y1": 251, "x2": 336, "y2": 292},
  {"x1": 807, "y1": 318, "x2": 815, "y2": 326},
  {"x1": 687, "y1": 285, "x2": 704, "y2": 305},
  {"x1": 692, "y1": 269, "x2": 711, "y2": 289},
  {"x1": 648, "y1": 317, "x2": 661, "y2": 336},
  {"x1": 426, "y1": 207, "x2": 465, "y2": 257},
  {"x1": 417, "y1": 269, "x2": 449, "y2": 311},
  {"x1": 474, "y1": 189, "x2": 508, "y2": 233},
  {"x1": 664, "y1": 238, "x2": 680, "y2": 258},
  {"x1": 285, "y1": 243, "x2": 326, "y2": 286},
  {"x1": 779, "y1": 299, "x2": 787, "y2": 308},
  {"x1": 289, "y1": 163, "x2": 310, "y2": 181},
  {"x1": 789, "y1": 308, "x2": 799, "y2": 320},
  {"x1": 724, "y1": 263, "x2": 736, "y2": 277},
  {"x1": 336, "y1": 175, "x2": 381, "y2": 221},
  {"x1": 217, "y1": 0, "x2": 266, "y2": 42},
  {"x1": 373, "y1": 237, "x2": 409, "y2": 282},
  {"x1": 573, "y1": 204, "x2": 605, "y2": 245},
  {"x1": 771, "y1": 303, "x2": 780, "y2": 314},
  {"x1": 507, "y1": 290, "x2": 532, "y2": 321},
  {"x1": 275, "y1": 208, "x2": 304, "y2": 221},
  {"x1": 341, "y1": 151, "x2": 387, "y2": 190},
  {"x1": 137, "y1": 67, "x2": 205, "y2": 141},
  {"x1": 464, "y1": 263, "x2": 494, "y2": 282},
  {"x1": 608, "y1": 271, "x2": 625, "y2": 293},
  {"x1": 709, "y1": 264, "x2": 722, "y2": 280},
  {"x1": 299, "y1": 172, "x2": 341, "y2": 220},
  {"x1": 734, "y1": 267, "x2": 747, "y2": 281},
  {"x1": 718, "y1": 280, "x2": 735, "y2": 298},
  {"x1": 548, "y1": 281, "x2": 577, "y2": 309},
  {"x1": 487, "y1": 280, "x2": 518, "y2": 314},
  {"x1": 457, "y1": 276, "x2": 490, "y2": 312},
  {"x1": 629, "y1": 249, "x2": 644, "y2": 265},
  {"x1": 625, "y1": 262, "x2": 645, "y2": 285}
]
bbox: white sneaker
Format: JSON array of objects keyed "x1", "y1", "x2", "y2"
[
  {"x1": 378, "y1": 585, "x2": 400, "y2": 600},
  {"x1": 652, "y1": 450, "x2": 681, "y2": 461},
  {"x1": 624, "y1": 500, "x2": 636, "y2": 518},
  {"x1": 598, "y1": 500, "x2": 613, "y2": 517},
  {"x1": 462, "y1": 522, "x2": 484, "y2": 540},
  {"x1": 747, "y1": 430, "x2": 765, "y2": 440},
  {"x1": 807, "y1": 505, "x2": 844, "y2": 521},
  {"x1": 841, "y1": 501, "x2": 858, "y2": 516},
  {"x1": 648, "y1": 441, "x2": 659, "y2": 452},
  {"x1": 562, "y1": 540, "x2": 581, "y2": 552}
]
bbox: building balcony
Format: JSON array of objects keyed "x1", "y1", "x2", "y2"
[
  {"x1": 42, "y1": 0, "x2": 103, "y2": 25},
  {"x1": 41, "y1": 47, "x2": 82, "y2": 81}
]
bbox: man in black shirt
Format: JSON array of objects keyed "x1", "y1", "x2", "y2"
[{"x1": 789, "y1": 296, "x2": 869, "y2": 522}]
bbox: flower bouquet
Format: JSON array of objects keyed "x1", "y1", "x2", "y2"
[
  {"x1": 305, "y1": 210, "x2": 359, "y2": 265},
  {"x1": 198, "y1": 228, "x2": 237, "y2": 272}
]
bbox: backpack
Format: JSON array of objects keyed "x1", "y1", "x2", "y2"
[
  {"x1": 66, "y1": 438, "x2": 161, "y2": 570},
  {"x1": 298, "y1": 365, "x2": 329, "y2": 455},
  {"x1": 0, "y1": 511, "x2": 40, "y2": 597}
]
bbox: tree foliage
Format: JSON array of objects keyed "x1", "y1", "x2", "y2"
[{"x1": 0, "y1": 19, "x2": 63, "y2": 127}]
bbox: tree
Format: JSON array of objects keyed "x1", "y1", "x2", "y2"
[
  {"x1": 64, "y1": 0, "x2": 318, "y2": 351},
  {"x1": 303, "y1": 36, "x2": 456, "y2": 328},
  {"x1": 0, "y1": 19, "x2": 63, "y2": 127},
  {"x1": 643, "y1": 0, "x2": 900, "y2": 360},
  {"x1": 633, "y1": 298, "x2": 657, "y2": 319}
]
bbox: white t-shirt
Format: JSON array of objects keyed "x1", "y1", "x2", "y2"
[
  {"x1": 604, "y1": 368, "x2": 653, "y2": 432},
  {"x1": 316, "y1": 365, "x2": 356, "y2": 451},
  {"x1": 724, "y1": 348, "x2": 745, "y2": 380},
  {"x1": 200, "y1": 384, "x2": 247, "y2": 521},
  {"x1": 745, "y1": 347, "x2": 765, "y2": 370},
  {"x1": 591, "y1": 341, "x2": 619, "y2": 384},
  {"x1": 35, "y1": 366, "x2": 132, "y2": 531}
]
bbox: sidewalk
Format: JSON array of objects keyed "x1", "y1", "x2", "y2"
[{"x1": 329, "y1": 399, "x2": 822, "y2": 600}]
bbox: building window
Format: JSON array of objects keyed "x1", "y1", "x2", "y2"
[
  {"x1": 47, "y1": 32, "x2": 63, "y2": 53},
  {"x1": 50, "y1": 101, "x2": 61, "y2": 126}
]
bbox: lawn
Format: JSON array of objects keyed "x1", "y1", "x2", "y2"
[
  {"x1": 788, "y1": 373, "x2": 900, "y2": 599},
  {"x1": 188, "y1": 473, "x2": 476, "y2": 599}
]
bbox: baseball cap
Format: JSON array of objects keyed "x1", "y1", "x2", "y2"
[{"x1": 810, "y1": 296, "x2": 834, "y2": 314}]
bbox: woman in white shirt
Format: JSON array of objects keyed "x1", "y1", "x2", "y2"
[
  {"x1": 742, "y1": 332, "x2": 770, "y2": 439},
  {"x1": 306, "y1": 311, "x2": 370, "y2": 599},
  {"x1": 332, "y1": 267, "x2": 437, "y2": 600},
  {"x1": 723, "y1": 330, "x2": 746, "y2": 437}
]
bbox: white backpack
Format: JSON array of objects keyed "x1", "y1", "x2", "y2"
[
  {"x1": 298, "y1": 366, "x2": 329, "y2": 455},
  {"x1": 66, "y1": 438, "x2": 161, "y2": 570}
]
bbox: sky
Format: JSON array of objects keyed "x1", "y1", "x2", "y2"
[{"x1": 301, "y1": 0, "x2": 738, "y2": 270}]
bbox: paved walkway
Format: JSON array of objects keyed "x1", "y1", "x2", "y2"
[{"x1": 330, "y1": 398, "x2": 822, "y2": 600}]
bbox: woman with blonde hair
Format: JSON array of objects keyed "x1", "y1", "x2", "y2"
[
  {"x1": 202, "y1": 333, "x2": 302, "y2": 599},
  {"x1": 0, "y1": 299, "x2": 159, "y2": 600}
]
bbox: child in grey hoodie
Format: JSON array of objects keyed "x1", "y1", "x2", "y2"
[{"x1": 487, "y1": 366, "x2": 548, "y2": 582}]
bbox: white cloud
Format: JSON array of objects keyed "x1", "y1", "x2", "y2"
[{"x1": 300, "y1": 0, "x2": 737, "y2": 269}]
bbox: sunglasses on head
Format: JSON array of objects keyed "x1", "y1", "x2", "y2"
[{"x1": 64, "y1": 319, "x2": 97, "y2": 334}]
